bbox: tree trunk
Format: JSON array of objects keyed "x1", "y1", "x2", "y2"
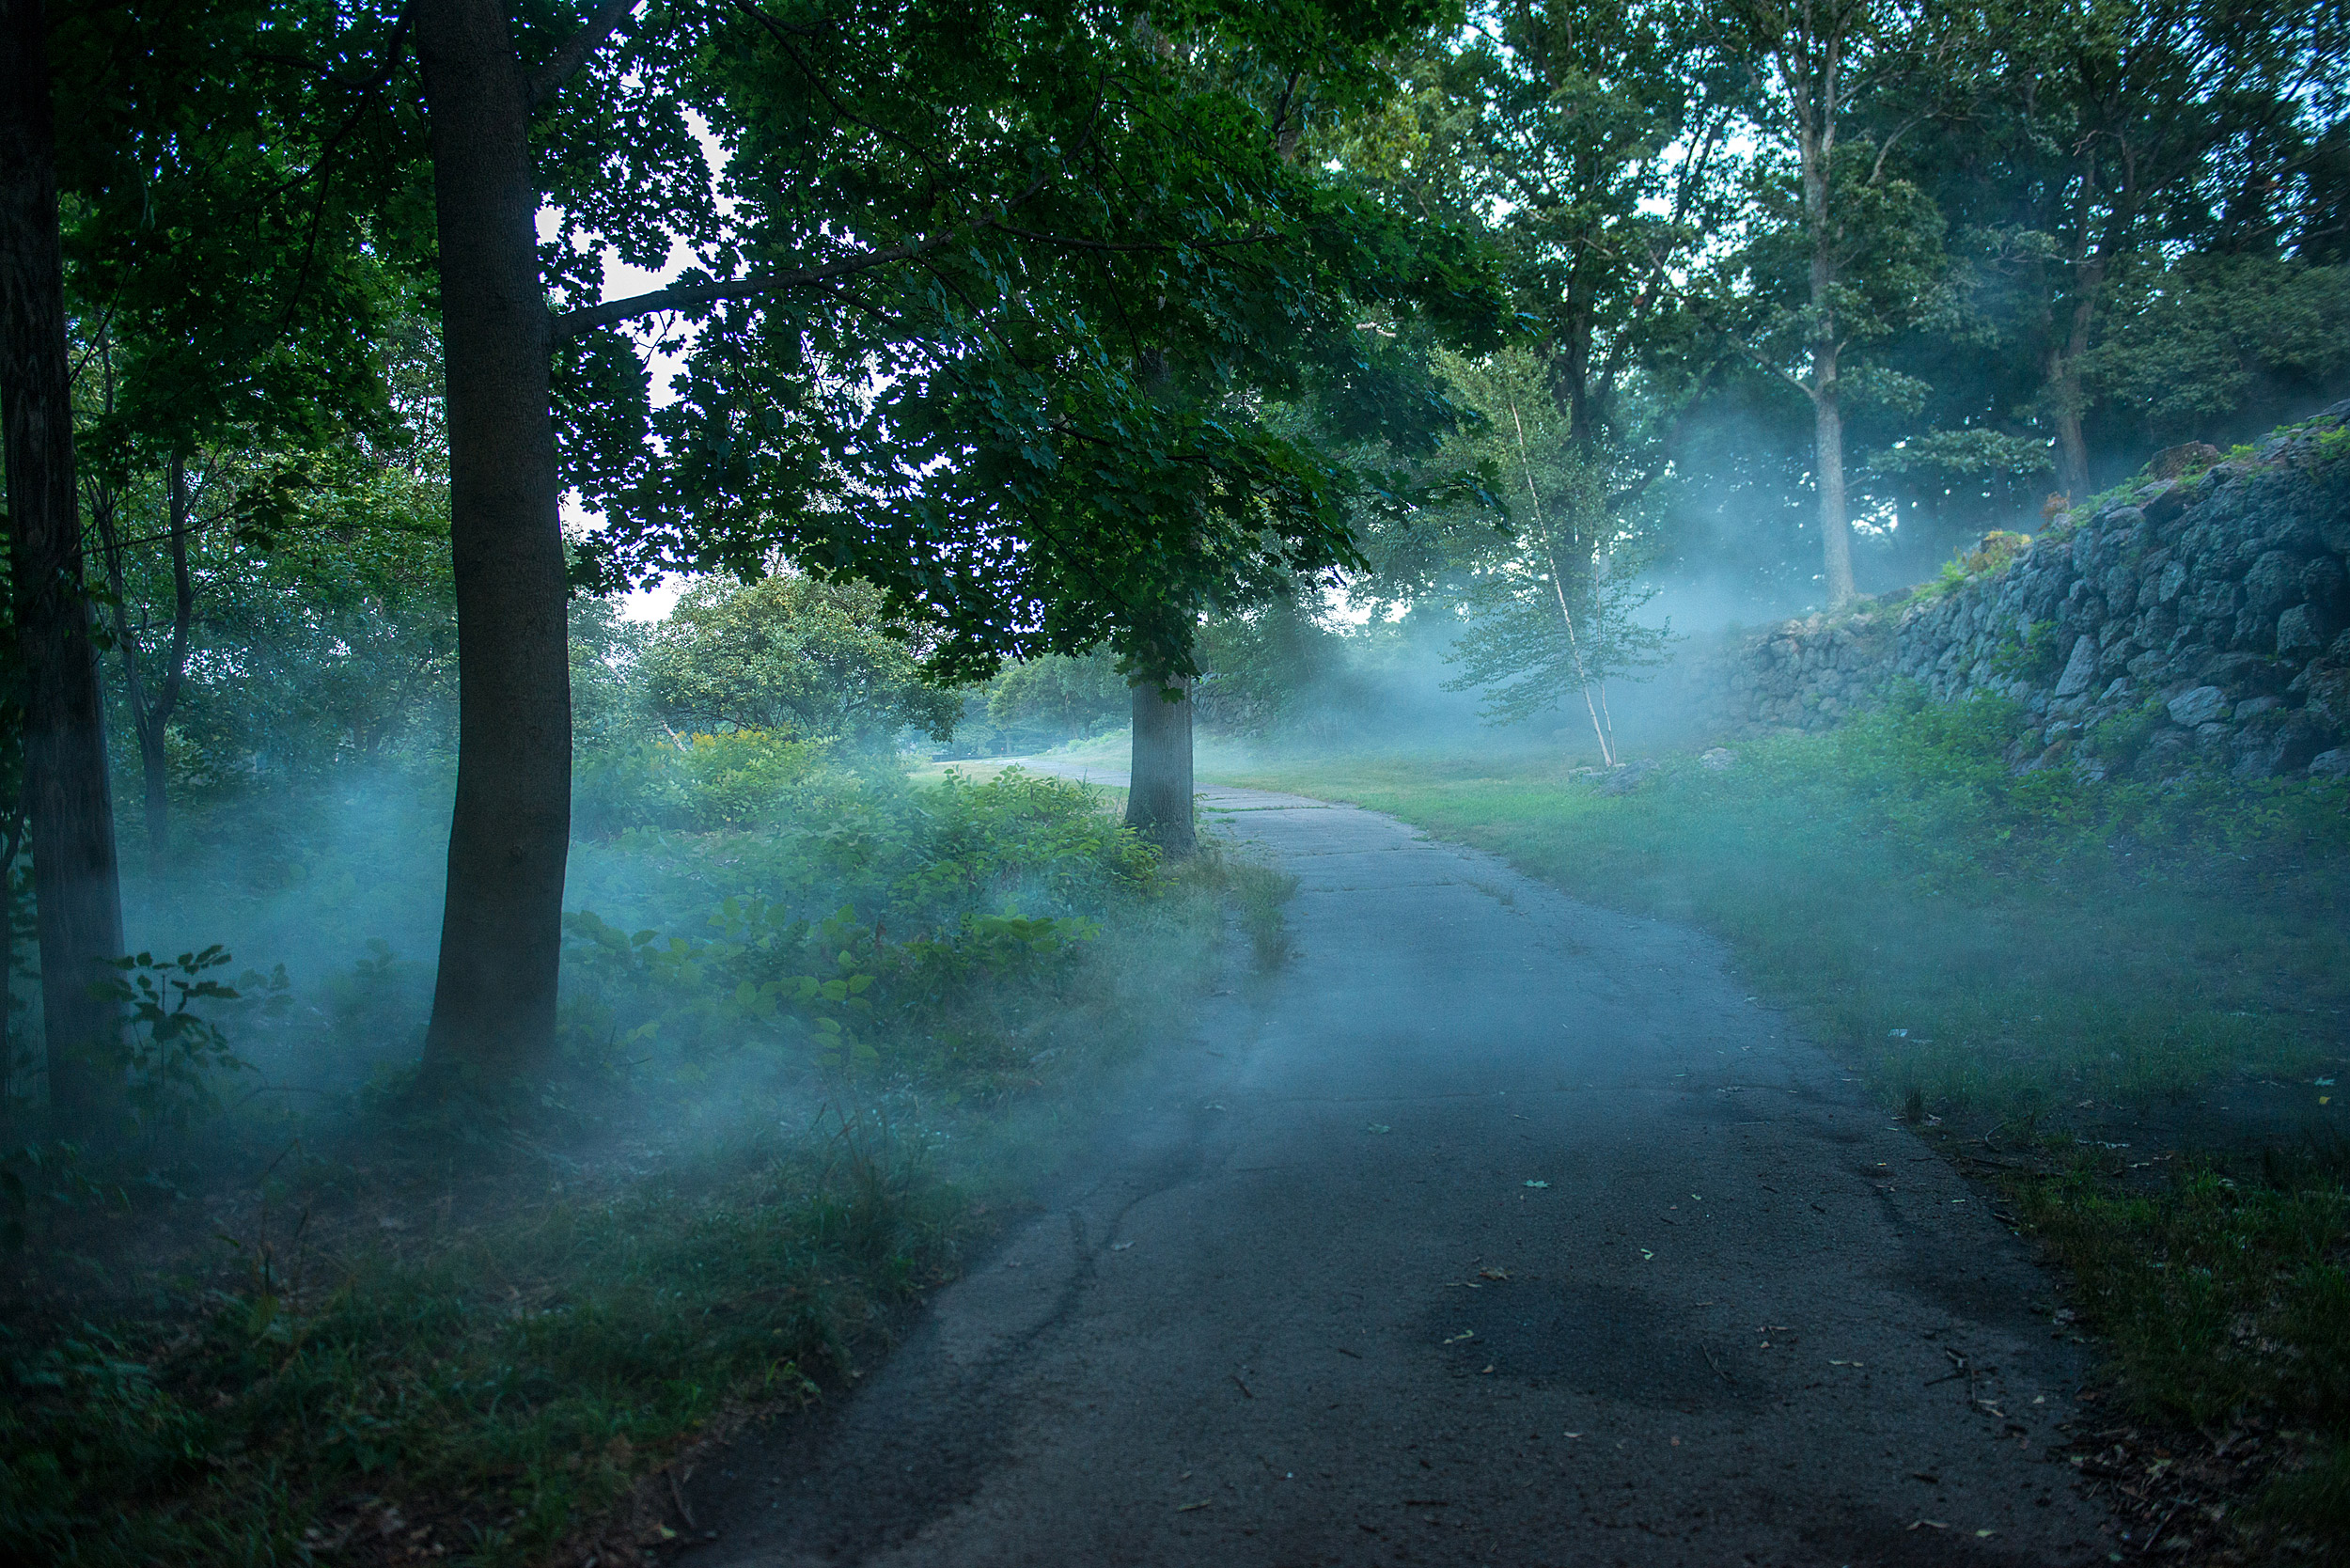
[
  {"x1": 1793, "y1": 40, "x2": 1855, "y2": 610},
  {"x1": 0, "y1": 0, "x2": 128, "y2": 1132},
  {"x1": 2047, "y1": 358, "x2": 2089, "y2": 500},
  {"x1": 94, "y1": 457, "x2": 192, "y2": 876},
  {"x1": 414, "y1": 0, "x2": 574, "y2": 1094},
  {"x1": 1811, "y1": 368, "x2": 1855, "y2": 607},
  {"x1": 1124, "y1": 676, "x2": 1196, "y2": 858},
  {"x1": 2044, "y1": 282, "x2": 2099, "y2": 500}
]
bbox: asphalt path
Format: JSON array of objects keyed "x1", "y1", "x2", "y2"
[{"x1": 687, "y1": 773, "x2": 2113, "y2": 1567}]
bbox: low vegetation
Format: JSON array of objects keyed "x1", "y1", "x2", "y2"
[
  {"x1": 1225, "y1": 690, "x2": 2350, "y2": 1546},
  {"x1": 2, "y1": 759, "x2": 1259, "y2": 1566}
]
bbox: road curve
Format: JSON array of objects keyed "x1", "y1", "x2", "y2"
[{"x1": 689, "y1": 775, "x2": 2113, "y2": 1567}]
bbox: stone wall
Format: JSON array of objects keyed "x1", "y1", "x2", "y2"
[{"x1": 1701, "y1": 401, "x2": 2350, "y2": 779}]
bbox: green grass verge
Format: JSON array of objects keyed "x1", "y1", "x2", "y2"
[
  {"x1": 1223, "y1": 693, "x2": 2349, "y2": 1122},
  {"x1": 3, "y1": 1124, "x2": 959, "y2": 1566}
]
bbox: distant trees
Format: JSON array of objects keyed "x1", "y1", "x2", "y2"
[{"x1": 642, "y1": 575, "x2": 959, "y2": 749}]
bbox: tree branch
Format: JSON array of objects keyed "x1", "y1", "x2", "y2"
[
  {"x1": 525, "y1": 0, "x2": 643, "y2": 112},
  {"x1": 553, "y1": 237, "x2": 959, "y2": 337}
]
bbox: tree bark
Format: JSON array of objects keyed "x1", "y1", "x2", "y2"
[
  {"x1": 1781, "y1": 14, "x2": 1858, "y2": 610},
  {"x1": 414, "y1": 0, "x2": 573, "y2": 1093},
  {"x1": 1800, "y1": 110, "x2": 1856, "y2": 608},
  {"x1": 2046, "y1": 353, "x2": 2089, "y2": 499},
  {"x1": 1124, "y1": 676, "x2": 1195, "y2": 858},
  {"x1": 1, "y1": 0, "x2": 128, "y2": 1132},
  {"x1": 1811, "y1": 367, "x2": 1855, "y2": 607},
  {"x1": 95, "y1": 456, "x2": 193, "y2": 874}
]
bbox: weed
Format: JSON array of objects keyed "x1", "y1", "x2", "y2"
[{"x1": 1223, "y1": 857, "x2": 1301, "y2": 970}]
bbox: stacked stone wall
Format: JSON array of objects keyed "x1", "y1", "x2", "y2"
[{"x1": 1698, "y1": 401, "x2": 2350, "y2": 779}]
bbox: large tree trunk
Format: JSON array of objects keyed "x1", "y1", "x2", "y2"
[
  {"x1": 1811, "y1": 365, "x2": 1855, "y2": 608},
  {"x1": 1124, "y1": 676, "x2": 1195, "y2": 858},
  {"x1": 2047, "y1": 363, "x2": 2089, "y2": 500},
  {"x1": 1, "y1": 0, "x2": 127, "y2": 1133},
  {"x1": 2044, "y1": 282, "x2": 2100, "y2": 500},
  {"x1": 1793, "y1": 80, "x2": 1856, "y2": 610},
  {"x1": 414, "y1": 0, "x2": 573, "y2": 1093}
]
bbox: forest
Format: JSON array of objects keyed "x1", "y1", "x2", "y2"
[{"x1": 3, "y1": 0, "x2": 2348, "y2": 1563}]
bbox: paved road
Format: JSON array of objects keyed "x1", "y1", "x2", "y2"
[{"x1": 688, "y1": 776, "x2": 2112, "y2": 1567}]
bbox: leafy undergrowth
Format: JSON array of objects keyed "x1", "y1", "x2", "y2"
[
  {"x1": 4, "y1": 1122, "x2": 957, "y2": 1567},
  {"x1": 1223, "y1": 691, "x2": 2350, "y2": 1548},
  {"x1": 3, "y1": 765, "x2": 1265, "y2": 1565},
  {"x1": 2013, "y1": 1152, "x2": 2350, "y2": 1560}
]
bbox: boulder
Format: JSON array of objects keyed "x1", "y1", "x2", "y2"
[
  {"x1": 2166, "y1": 685, "x2": 2230, "y2": 728},
  {"x1": 2278, "y1": 603, "x2": 2331, "y2": 659}
]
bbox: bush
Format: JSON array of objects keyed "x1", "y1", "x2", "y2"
[{"x1": 573, "y1": 729, "x2": 833, "y2": 835}]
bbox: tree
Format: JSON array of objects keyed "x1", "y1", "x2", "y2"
[
  {"x1": 1, "y1": 0, "x2": 124, "y2": 1126},
  {"x1": 1429, "y1": 349, "x2": 1667, "y2": 753},
  {"x1": 4, "y1": 0, "x2": 415, "y2": 1133},
  {"x1": 978, "y1": 648, "x2": 1127, "y2": 753},
  {"x1": 552, "y1": 0, "x2": 1496, "y2": 873},
  {"x1": 1963, "y1": 0, "x2": 2344, "y2": 495},
  {"x1": 641, "y1": 573, "x2": 959, "y2": 747},
  {"x1": 1723, "y1": 0, "x2": 1959, "y2": 607}
]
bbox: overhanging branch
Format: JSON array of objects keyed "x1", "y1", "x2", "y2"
[
  {"x1": 525, "y1": 0, "x2": 643, "y2": 111},
  {"x1": 551, "y1": 238, "x2": 964, "y2": 338}
]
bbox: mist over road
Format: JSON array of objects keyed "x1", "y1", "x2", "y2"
[{"x1": 693, "y1": 776, "x2": 2113, "y2": 1566}]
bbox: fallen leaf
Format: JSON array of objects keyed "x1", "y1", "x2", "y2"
[
  {"x1": 1563, "y1": 1431, "x2": 1582, "y2": 1438},
  {"x1": 1975, "y1": 1529, "x2": 1996, "y2": 1538},
  {"x1": 1176, "y1": 1499, "x2": 1214, "y2": 1513},
  {"x1": 1479, "y1": 1364, "x2": 1496, "y2": 1374},
  {"x1": 1478, "y1": 1267, "x2": 1511, "y2": 1281},
  {"x1": 1907, "y1": 1518, "x2": 1949, "y2": 1530},
  {"x1": 1524, "y1": 1180, "x2": 1550, "y2": 1189},
  {"x1": 1828, "y1": 1359, "x2": 1864, "y2": 1368},
  {"x1": 1111, "y1": 1241, "x2": 1135, "y2": 1251},
  {"x1": 1443, "y1": 1329, "x2": 1476, "y2": 1344},
  {"x1": 1367, "y1": 1123, "x2": 1392, "y2": 1134},
  {"x1": 1638, "y1": 1248, "x2": 1653, "y2": 1260}
]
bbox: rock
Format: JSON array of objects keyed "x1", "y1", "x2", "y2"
[
  {"x1": 2051, "y1": 634, "x2": 2099, "y2": 698},
  {"x1": 2301, "y1": 556, "x2": 2346, "y2": 614},
  {"x1": 1593, "y1": 759, "x2": 1660, "y2": 796},
  {"x1": 2166, "y1": 685, "x2": 2230, "y2": 728},
  {"x1": 2311, "y1": 748, "x2": 2350, "y2": 778},
  {"x1": 2141, "y1": 481, "x2": 2190, "y2": 525},
  {"x1": 1698, "y1": 747, "x2": 1736, "y2": 771},
  {"x1": 2234, "y1": 696, "x2": 2281, "y2": 721},
  {"x1": 2232, "y1": 713, "x2": 2327, "y2": 777},
  {"x1": 2244, "y1": 550, "x2": 2302, "y2": 617},
  {"x1": 2278, "y1": 603, "x2": 2331, "y2": 659},
  {"x1": 2197, "y1": 651, "x2": 2283, "y2": 692},
  {"x1": 2150, "y1": 442, "x2": 2222, "y2": 478}
]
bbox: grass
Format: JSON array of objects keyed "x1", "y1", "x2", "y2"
[
  {"x1": 4, "y1": 1121, "x2": 959, "y2": 1566},
  {"x1": 1217, "y1": 691, "x2": 2350, "y2": 1545},
  {"x1": 1222, "y1": 695, "x2": 2349, "y2": 1125}
]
